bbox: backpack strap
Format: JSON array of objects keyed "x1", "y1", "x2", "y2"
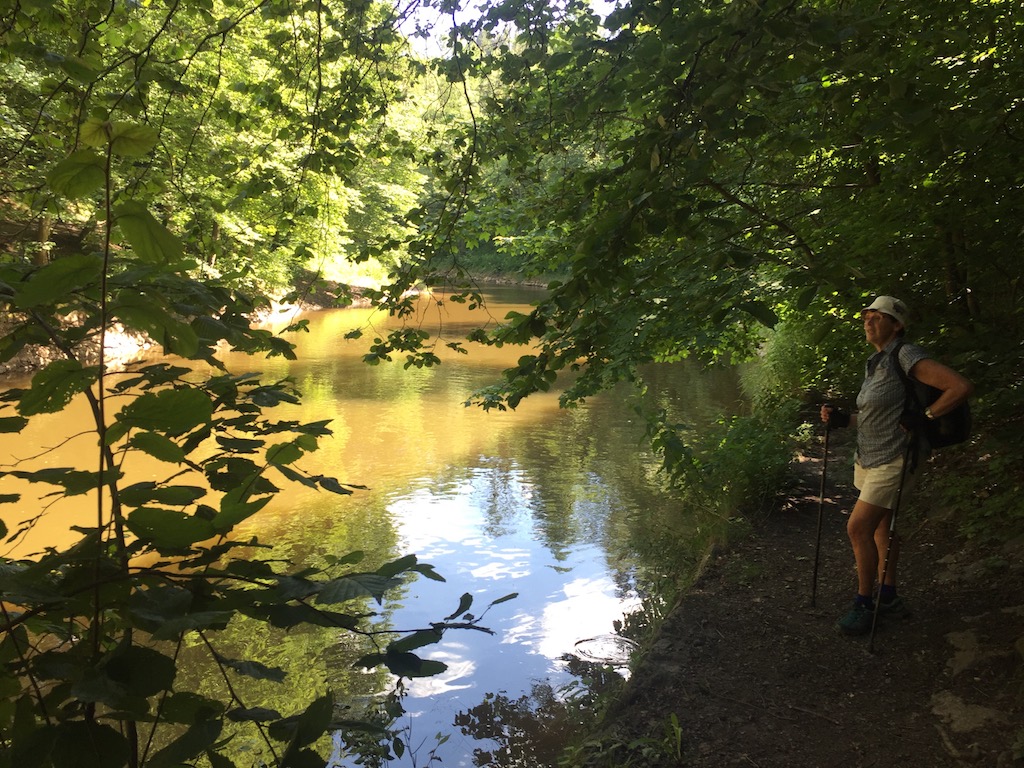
[
  {"x1": 889, "y1": 339, "x2": 916, "y2": 403},
  {"x1": 888, "y1": 339, "x2": 924, "y2": 470}
]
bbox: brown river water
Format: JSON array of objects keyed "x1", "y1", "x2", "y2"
[{"x1": 0, "y1": 285, "x2": 745, "y2": 766}]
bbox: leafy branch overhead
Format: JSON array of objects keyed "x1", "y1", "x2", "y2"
[
  {"x1": 384, "y1": 0, "x2": 1021, "y2": 413},
  {"x1": 0, "y1": 1, "x2": 513, "y2": 766}
]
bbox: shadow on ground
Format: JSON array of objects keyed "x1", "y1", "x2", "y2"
[{"x1": 604, "y1": 428, "x2": 1024, "y2": 767}]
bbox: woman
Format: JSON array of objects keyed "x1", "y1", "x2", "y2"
[{"x1": 821, "y1": 296, "x2": 973, "y2": 636}]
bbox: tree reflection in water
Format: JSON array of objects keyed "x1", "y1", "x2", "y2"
[{"x1": 453, "y1": 656, "x2": 624, "y2": 768}]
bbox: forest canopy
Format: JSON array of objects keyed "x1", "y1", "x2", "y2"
[{"x1": 3, "y1": 0, "x2": 1021, "y2": 383}]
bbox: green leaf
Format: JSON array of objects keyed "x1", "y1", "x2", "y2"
[
  {"x1": 110, "y1": 362, "x2": 193, "y2": 391},
  {"x1": 147, "y1": 718, "x2": 223, "y2": 768},
  {"x1": 13, "y1": 253, "x2": 103, "y2": 310},
  {"x1": 127, "y1": 584, "x2": 193, "y2": 625},
  {"x1": 206, "y1": 457, "x2": 277, "y2": 495},
  {"x1": 377, "y1": 554, "x2": 418, "y2": 579},
  {"x1": 110, "y1": 292, "x2": 199, "y2": 357},
  {"x1": 81, "y1": 117, "x2": 112, "y2": 147},
  {"x1": 736, "y1": 301, "x2": 779, "y2": 329},
  {"x1": 105, "y1": 645, "x2": 177, "y2": 697},
  {"x1": 206, "y1": 750, "x2": 239, "y2": 768},
  {"x1": 114, "y1": 200, "x2": 184, "y2": 263},
  {"x1": 0, "y1": 416, "x2": 28, "y2": 433},
  {"x1": 410, "y1": 562, "x2": 445, "y2": 582},
  {"x1": 212, "y1": 486, "x2": 271, "y2": 533},
  {"x1": 274, "y1": 463, "x2": 318, "y2": 489},
  {"x1": 0, "y1": 560, "x2": 68, "y2": 605},
  {"x1": 5, "y1": 467, "x2": 108, "y2": 496},
  {"x1": 50, "y1": 722, "x2": 131, "y2": 768},
  {"x1": 151, "y1": 610, "x2": 233, "y2": 640},
  {"x1": 324, "y1": 550, "x2": 364, "y2": 567},
  {"x1": 119, "y1": 482, "x2": 207, "y2": 508},
  {"x1": 389, "y1": 629, "x2": 443, "y2": 654},
  {"x1": 227, "y1": 706, "x2": 283, "y2": 722},
  {"x1": 317, "y1": 476, "x2": 355, "y2": 495},
  {"x1": 128, "y1": 431, "x2": 186, "y2": 463},
  {"x1": 268, "y1": 693, "x2": 333, "y2": 748},
  {"x1": 215, "y1": 435, "x2": 265, "y2": 453},
  {"x1": 18, "y1": 361, "x2": 97, "y2": 415},
  {"x1": 381, "y1": 650, "x2": 448, "y2": 679},
  {"x1": 110, "y1": 123, "x2": 159, "y2": 157},
  {"x1": 266, "y1": 441, "x2": 304, "y2": 466},
  {"x1": 107, "y1": 388, "x2": 213, "y2": 442},
  {"x1": 46, "y1": 151, "x2": 106, "y2": 199},
  {"x1": 58, "y1": 55, "x2": 99, "y2": 83},
  {"x1": 316, "y1": 573, "x2": 396, "y2": 605},
  {"x1": 71, "y1": 667, "x2": 149, "y2": 716},
  {"x1": 251, "y1": 386, "x2": 301, "y2": 407},
  {"x1": 444, "y1": 593, "x2": 473, "y2": 621},
  {"x1": 295, "y1": 419, "x2": 333, "y2": 437},
  {"x1": 215, "y1": 655, "x2": 286, "y2": 683},
  {"x1": 126, "y1": 507, "x2": 216, "y2": 548},
  {"x1": 279, "y1": 748, "x2": 328, "y2": 768},
  {"x1": 242, "y1": 603, "x2": 359, "y2": 630},
  {"x1": 160, "y1": 692, "x2": 226, "y2": 725},
  {"x1": 223, "y1": 558, "x2": 276, "y2": 579},
  {"x1": 796, "y1": 285, "x2": 818, "y2": 310},
  {"x1": 274, "y1": 575, "x2": 319, "y2": 601}
]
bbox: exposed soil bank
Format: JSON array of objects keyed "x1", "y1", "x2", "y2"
[{"x1": 600, "y1": 429, "x2": 1024, "y2": 767}]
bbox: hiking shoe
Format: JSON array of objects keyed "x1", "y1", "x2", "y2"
[
  {"x1": 877, "y1": 594, "x2": 912, "y2": 619},
  {"x1": 836, "y1": 602, "x2": 875, "y2": 636}
]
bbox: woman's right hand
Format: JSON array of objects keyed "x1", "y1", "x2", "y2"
[{"x1": 821, "y1": 404, "x2": 851, "y2": 428}]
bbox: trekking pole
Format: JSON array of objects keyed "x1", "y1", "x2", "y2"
[
  {"x1": 810, "y1": 422, "x2": 830, "y2": 607},
  {"x1": 868, "y1": 437, "x2": 915, "y2": 653}
]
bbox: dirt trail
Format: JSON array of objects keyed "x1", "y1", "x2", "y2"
[{"x1": 604, "y1": 430, "x2": 1024, "y2": 767}]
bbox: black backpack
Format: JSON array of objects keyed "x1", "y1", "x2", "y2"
[{"x1": 892, "y1": 340, "x2": 971, "y2": 449}]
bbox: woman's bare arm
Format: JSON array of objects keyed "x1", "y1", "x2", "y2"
[{"x1": 908, "y1": 358, "x2": 974, "y2": 417}]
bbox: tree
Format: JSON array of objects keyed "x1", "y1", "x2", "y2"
[
  {"x1": 0, "y1": 1, "x2": 518, "y2": 766},
  {"x1": 378, "y1": 0, "x2": 1023, "y2": 409},
  {"x1": 0, "y1": 0, "x2": 431, "y2": 295}
]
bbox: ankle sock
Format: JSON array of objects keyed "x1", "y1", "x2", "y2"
[
  {"x1": 878, "y1": 584, "x2": 897, "y2": 602},
  {"x1": 854, "y1": 593, "x2": 874, "y2": 609}
]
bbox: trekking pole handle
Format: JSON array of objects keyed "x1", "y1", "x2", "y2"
[{"x1": 821, "y1": 402, "x2": 850, "y2": 429}]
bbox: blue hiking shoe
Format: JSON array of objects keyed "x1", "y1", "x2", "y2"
[
  {"x1": 836, "y1": 602, "x2": 875, "y2": 636},
  {"x1": 877, "y1": 594, "x2": 912, "y2": 619}
]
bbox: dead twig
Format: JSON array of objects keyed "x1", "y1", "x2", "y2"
[{"x1": 786, "y1": 703, "x2": 839, "y2": 725}]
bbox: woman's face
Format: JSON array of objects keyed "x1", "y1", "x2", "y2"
[{"x1": 862, "y1": 309, "x2": 902, "y2": 349}]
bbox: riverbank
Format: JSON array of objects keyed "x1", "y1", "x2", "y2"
[
  {"x1": 0, "y1": 276, "x2": 359, "y2": 377},
  {"x1": 590, "y1": 427, "x2": 1024, "y2": 767}
]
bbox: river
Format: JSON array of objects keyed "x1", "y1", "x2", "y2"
[{"x1": 0, "y1": 285, "x2": 745, "y2": 766}]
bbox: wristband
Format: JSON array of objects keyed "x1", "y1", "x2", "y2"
[{"x1": 829, "y1": 408, "x2": 851, "y2": 429}]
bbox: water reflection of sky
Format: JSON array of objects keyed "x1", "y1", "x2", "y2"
[
  {"x1": 234, "y1": 289, "x2": 708, "y2": 768},
  {"x1": 342, "y1": 467, "x2": 642, "y2": 767}
]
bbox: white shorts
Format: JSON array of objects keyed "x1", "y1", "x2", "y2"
[{"x1": 854, "y1": 457, "x2": 919, "y2": 510}]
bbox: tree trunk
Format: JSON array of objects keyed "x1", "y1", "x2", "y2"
[
  {"x1": 209, "y1": 219, "x2": 220, "y2": 266},
  {"x1": 35, "y1": 213, "x2": 52, "y2": 266}
]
